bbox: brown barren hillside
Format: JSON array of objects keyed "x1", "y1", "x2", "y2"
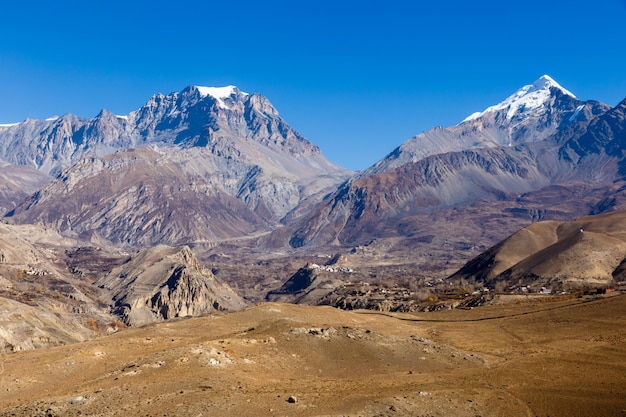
[
  {"x1": 1, "y1": 294, "x2": 626, "y2": 417},
  {"x1": 451, "y1": 209, "x2": 626, "y2": 290}
]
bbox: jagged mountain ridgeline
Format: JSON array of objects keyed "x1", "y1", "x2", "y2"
[
  {"x1": 362, "y1": 75, "x2": 610, "y2": 177},
  {"x1": 1, "y1": 86, "x2": 350, "y2": 245},
  {"x1": 3, "y1": 76, "x2": 624, "y2": 253},
  {"x1": 0, "y1": 86, "x2": 340, "y2": 176}
]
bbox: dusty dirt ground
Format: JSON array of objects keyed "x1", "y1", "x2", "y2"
[{"x1": 1, "y1": 294, "x2": 626, "y2": 417}]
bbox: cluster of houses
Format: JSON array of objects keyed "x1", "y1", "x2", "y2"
[{"x1": 305, "y1": 262, "x2": 353, "y2": 273}]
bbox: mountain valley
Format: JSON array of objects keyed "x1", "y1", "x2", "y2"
[{"x1": 1, "y1": 76, "x2": 626, "y2": 415}]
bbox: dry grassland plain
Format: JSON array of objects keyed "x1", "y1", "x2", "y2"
[{"x1": 1, "y1": 293, "x2": 626, "y2": 417}]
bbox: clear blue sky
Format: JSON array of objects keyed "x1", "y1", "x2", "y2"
[{"x1": 1, "y1": 0, "x2": 625, "y2": 171}]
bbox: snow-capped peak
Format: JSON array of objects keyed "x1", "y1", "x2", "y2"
[
  {"x1": 193, "y1": 85, "x2": 248, "y2": 109},
  {"x1": 462, "y1": 75, "x2": 577, "y2": 123},
  {"x1": 532, "y1": 75, "x2": 576, "y2": 98}
]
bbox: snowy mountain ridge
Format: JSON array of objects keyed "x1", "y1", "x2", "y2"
[
  {"x1": 0, "y1": 85, "x2": 329, "y2": 176},
  {"x1": 1, "y1": 84, "x2": 352, "y2": 244},
  {"x1": 194, "y1": 85, "x2": 248, "y2": 109},
  {"x1": 462, "y1": 74, "x2": 576, "y2": 122},
  {"x1": 359, "y1": 75, "x2": 604, "y2": 178}
]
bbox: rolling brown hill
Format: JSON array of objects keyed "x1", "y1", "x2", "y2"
[
  {"x1": 1, "y1": 295, "x2": 625, "y2": 416},
  {"x1": 450, "y1": 209, "x2": 626, "y2": 290}
]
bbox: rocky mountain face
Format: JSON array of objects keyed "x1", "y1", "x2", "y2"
[
  {"x1": 6, "y1": 147, "x2": 270, "y2": 246},
  {"x1": 287, "y1": 79, "x2": 624, "y2": 250},
  {"x1": 97, "y1": 245, "x2": 247, "y2": 326},
  {"x1": 0, "y1": 86, "x2": 337, "y2": 175},
  {"x1": 362, "y1": 75, "x2": 610, "y2": 177},
  {"x1": 560, "y1": 98, "x2": 626, "y2": 168},
  {"x1": 3, "y1": 86, "x2": 350, "y2": 245}
]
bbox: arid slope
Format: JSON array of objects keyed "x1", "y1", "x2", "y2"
[
  {"x1": 1, "y1": 295, "x2": 625, "y2": 416},
  {"x1": 451, "y1": 209, "x2": 626, "y2": 289}
]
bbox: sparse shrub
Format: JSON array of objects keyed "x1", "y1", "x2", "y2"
[
  {"x1": 85, "y1": 318, "x2": 104, "y2": 334},
  {"x1": 410, "y1": 289, "x2": 433, "y2": 302},
  {"x1": 494, "y1": 281, "x2": 508, "y2": 293},
  {"x1": 114, "y1": 320, "x2": 128, "y2": 330}
]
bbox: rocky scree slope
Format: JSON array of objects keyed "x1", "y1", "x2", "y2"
[
  {"x1": 6, "y1": 147, "x2": 270, "y2": 246},
  {"x1": 0, "y1": 161, "x2": 51, "y2": 215}
]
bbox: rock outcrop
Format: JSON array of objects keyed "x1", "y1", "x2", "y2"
[{"x1": 98, "y1": 245, "x2": 247, "y2": 326}]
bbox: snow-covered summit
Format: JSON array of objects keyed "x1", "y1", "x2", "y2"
[
  {"x1": 462, "y1": 75, "x2": 577, "y2": 123},
  {"x1": 193, "y1": 85, "x2": 248, "y2": 109}
]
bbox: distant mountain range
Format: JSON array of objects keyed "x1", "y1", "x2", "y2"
[
  {"x1": 0, "y1": 86, "x2": 336, "y2": 176},
  {"x1": 0, "y1": 76, "x2": 625, "y2": 348},
  {"x1": 2, "y1": 75, "x2": 626, "y2": 255},
  {"x1": 2, "y1": 75, "x2": 625, "y2": 258}
]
